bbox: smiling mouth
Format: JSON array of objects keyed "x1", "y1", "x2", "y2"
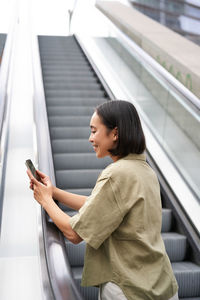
[{"x1": 93, "y1": 145, "x2": 98, "y2": 151}]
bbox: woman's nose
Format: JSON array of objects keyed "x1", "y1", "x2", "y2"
[{"x1": 89, "y1": 133, "x2": 93, "y2": 143}]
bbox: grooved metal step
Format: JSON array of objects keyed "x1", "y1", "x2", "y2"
[
  {"x1": 43, "y1": 75, "x2": 98, "y2": 83},
  {"x1": 53, "y1": 153, "x2": 111, "y2": 170},
  {"x1": 44, "y1": 82, "x2": 101, "y2": 90},
  {"x1": 49, "y1": 116, "x2": 91, "y2": 127},
  {"x1": 46, "y1": 97, "x2": 105, "y2": 107},
  {"x1": 47, "y1": 107, "x2": 95, "y2": 117},
  {"x1": 55, "y1": 169, "x2": 102, "y2": 189},
  {"x1": 50, "y1": 127, "x2": 90, "y2": 139},
  {"x1": 162, "y1": 208, "x2": 172, "y2": 232},
  {"x1": 52, "y1": 139, "x2": 93, "y2": 154},
  {"x1": 172, "y1": 262, "x2": 200, "y2": 298},
  {"x1": 72, "y1": 267, "x2": 98, "y2": 300},
  {"x1": 45, "y1": 89, "x2": 105, "y2": 98},
  {"x1": 162, "y1": 232, "x2": 187, "y2": 262}
]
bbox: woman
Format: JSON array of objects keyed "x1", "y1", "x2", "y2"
[{"x1": 27, "y1": 100, "x2": 179, "y2": 300}]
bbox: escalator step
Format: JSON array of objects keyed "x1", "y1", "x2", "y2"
[
  {"x1": 41, "y1": 60, "x2": 90, "y2": 66},
  {"x1": 43, "y1": 75, "x2": 98, "y2": 83},
  {"x1": 50, "y1": 127, "x2": 90, "y2": 139},
  {"x1": 46, "y1": 97, "x2": 105, "y2": 107},
  {"x1": 162, "y1": 232, "x2": 187, "y2": 262},
  {"x1": 72, "y1": 267, "x2": 98, "y2": 300},
  {"x1": 42, "y1": 65, "x2": 92, "y2": 71},
  {"x1": 52, "y1": 139, "x2": 93, "y2": 153},
  {"x1": 44, "y1": 82, "x2": 102, "y2": 90},
  {"x1": 161, "y1": 208, "x2": 172, "y2": 232},
  {"x1": 47, "y1": 107, "x2": 95, "y2": 117},
  {"x1": 42, "y1": 64, "x2": 91, "y2": 70},
  {"x1": 49, "y1": 116, "x2": 91, "y2": 127},
  {"x1": 172, "y1": 262, "x2": 200, "y2": 298},
  {"x1": 45, "y1": 89, "x2": 105, "y2": 98},
  {"x1": 65, "y1": 240, "x2": 86, "y2": 267},
  {"x1": 41, "y1": 53, "x2": 93, "y2": 59},
  {"x1": 53, "y1": 153, "x2": 112, "y2": 170},
  {"x1": 56, "y1": 169, "x2": 101, "y2": 189},
  {"x1": 42, "y1": 70, "x2": 96, "y2": 77},
  {"x1": 40, "y1": 51, "x2": 85, "y2": 56},
  {"x1": 65, "y1": 188, "x2": 92, "y2": 196}
]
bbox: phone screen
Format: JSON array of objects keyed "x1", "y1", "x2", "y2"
[{"x1": 25, "y1": 159, "x2": 41, "y2": 182}]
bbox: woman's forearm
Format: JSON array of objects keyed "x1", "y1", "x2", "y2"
[
  {"x1": 53, "y1": 186, "x2": 87, "y2": 210},
  {"x1": 43, "y1": 197, "x2": 82, "y2": 244}
]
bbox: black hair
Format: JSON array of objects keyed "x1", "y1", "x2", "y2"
[{"x1": 96, "y1": 100, "x2": 146, "y2": 157}]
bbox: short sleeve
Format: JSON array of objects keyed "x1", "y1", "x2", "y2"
[{"x1": 69, "y1": 177, "x2": 123, "y2": 250}]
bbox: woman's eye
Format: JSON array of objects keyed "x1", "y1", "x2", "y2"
[{"x1": 91, "y1": 131, "x2": 96, "y2": 134}]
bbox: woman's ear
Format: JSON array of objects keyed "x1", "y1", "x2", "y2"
[{"x1": 113, "y1": 127, "x2": 118, "y2": 141}]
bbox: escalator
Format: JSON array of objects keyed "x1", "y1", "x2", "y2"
[{"x1": 37, "y1": 35, "x2": 200, "y2": 300}]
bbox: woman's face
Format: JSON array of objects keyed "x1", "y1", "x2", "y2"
[{"x1": 89, "y1": 112, "x2": 118, "y2": 161}]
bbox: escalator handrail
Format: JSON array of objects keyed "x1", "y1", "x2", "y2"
[
  {"x1": 0, "y1": 8, "x2": 18, "y2": 230},
  {"x1": 31, "y1": 33, "x2": 83, "y2": 300},
  {"x1": 96, "y1": 2, "x2": 200, "y2": 111}
]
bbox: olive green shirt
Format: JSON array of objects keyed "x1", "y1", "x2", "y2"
[{"x1": 70, "y1": 153, "x2": 178, "y2": 300}]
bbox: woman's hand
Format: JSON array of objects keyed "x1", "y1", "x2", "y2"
[
  {"x1": 28, "y1": 169, "x2": 53, "y2": 189},
  {"x1": 27, "y1": 169, "x2": 53, "y2": 207},
  {"x1": 27, "y1": 169, "x2": 83, "y2": 244}
]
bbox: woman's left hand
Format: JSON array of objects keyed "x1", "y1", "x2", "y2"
[{"x1": 27, "y1": 169, "x2": 53, "y2": 207}]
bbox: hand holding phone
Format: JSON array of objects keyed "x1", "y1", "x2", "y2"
[{"x1": 25, "y1": 159, "x2": 42, "y2": 182}]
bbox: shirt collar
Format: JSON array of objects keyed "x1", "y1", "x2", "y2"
[{"x1": 122, "y1": 153, "x2": 146, "y2": 161}]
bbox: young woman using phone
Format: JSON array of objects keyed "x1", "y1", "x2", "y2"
[{"x1": 27, "y1": 100, "x2": 178, "y2": 300}]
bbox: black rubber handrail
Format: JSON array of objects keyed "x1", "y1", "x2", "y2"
[{"x1": 31, "y1": 32, "x2": 83, "y2": 300}]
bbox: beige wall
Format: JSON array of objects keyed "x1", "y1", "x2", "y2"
[{"x1": 96, "y1": 1, "x2": 200, "y2": 99}]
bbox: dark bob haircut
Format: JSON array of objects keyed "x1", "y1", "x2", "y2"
[{"x1": 96, "y1": 100, "x2": 146, "y2": 158}]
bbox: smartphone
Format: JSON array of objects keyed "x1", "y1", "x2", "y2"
[{"x1": 25, "y1": 159, "x2": 41, "y2": 182}]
